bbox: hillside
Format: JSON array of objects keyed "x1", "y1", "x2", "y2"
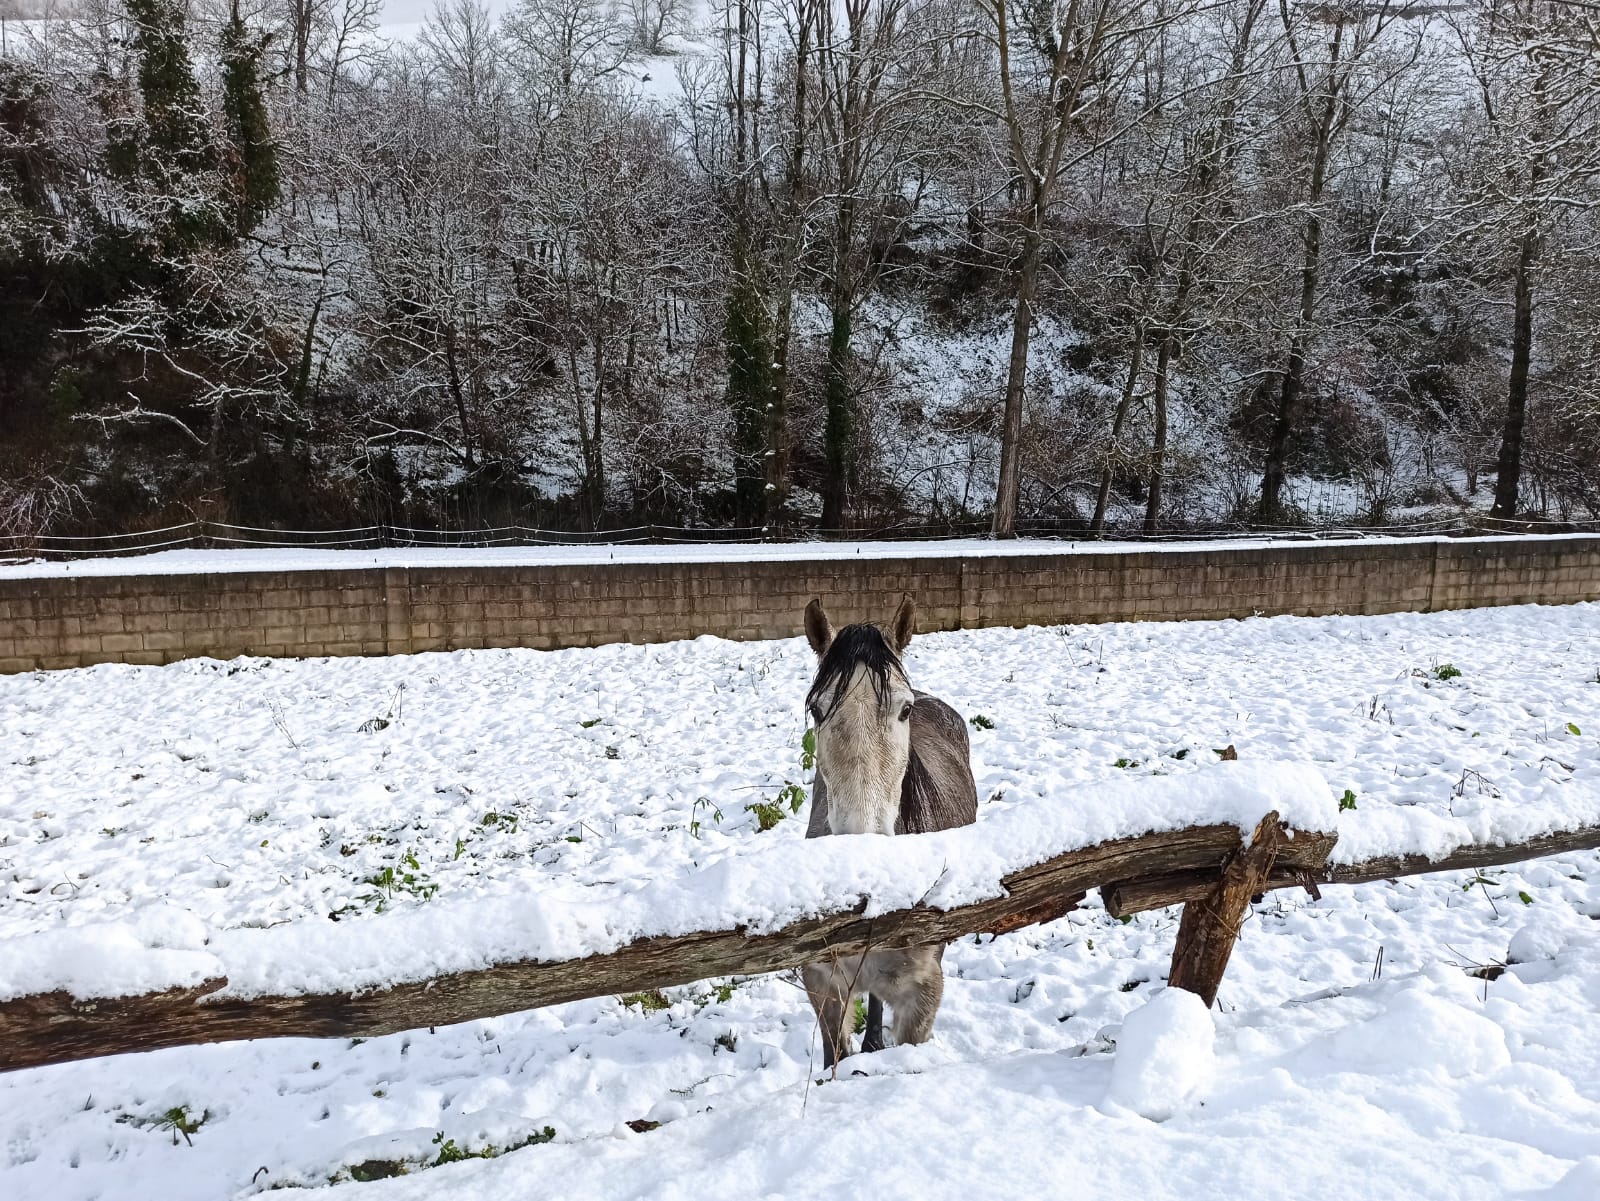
[{"x1": 1, "y1": 0, "x2": 1597, "y2": 541}]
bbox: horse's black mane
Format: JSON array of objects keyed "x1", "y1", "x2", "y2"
[{"x1": 806, "y1": 622, "x2": 903, "y2": 724}]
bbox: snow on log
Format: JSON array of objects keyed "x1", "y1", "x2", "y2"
[
  {"x1": 1, "y1": 762, "x2": 1339, "y2": 1006},
  {"x1": 0, "y1": 818, "x2": 1341, "y2": 1073},
  {"x1": 1105, "y1": 822, "x2": 1600, "y2": 917},
  {"x1": 1, "y1": 759, "x2": 1340, "y2": 1074},
  {"x1": 3, "y1": 764, "x2": 1596, "y2": 1075}
]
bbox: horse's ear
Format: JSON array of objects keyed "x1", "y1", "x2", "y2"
[
  {"x1": 804, "y1": 599, "x2": 834, "y2": 658},
  {"x1": 890, "y1": 593, "x2": 916, "y2": 654}
]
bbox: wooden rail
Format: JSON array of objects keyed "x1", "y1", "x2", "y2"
[{"x1": 4, "y1": 820, "x2": 1599, "y2": 1075}]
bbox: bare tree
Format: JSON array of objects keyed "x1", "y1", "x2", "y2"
[
  {"x1": 75, "y1": 250, "x2": 301, "y2": 485},
  {"x1": 510, "y1": 97, "x2": 705, "y2": 524},
  {"x1": 624, "y1": 0, "x2": 689, "y2": 53},
  {"x1": 1443, "y1": 0, "x2": 1600, "y2": 519},
  {"x1": 1255, "y1": 0, "x2": 1420, "y2": 522},
  {"x1": 420, "y1": 0, "x2": 503, "y2": 111},
  {"x1": 322, "y1": 0, "x2": 382, "y2": 100},
  {"x1": 682, "y1": 0, "x2": 823, "y2": 527},
  {"x1": 501, "y1": 0, "x2": 629, "y2": 125},
  {"x1": 975, "y1": 0, "x2": 1182, "y2": 536},
  {"x1": 808, "y1": 0, "x2": 931, "y2": 529},
  {"x1": 279, "y1": 0, "x2": 322, "y2": 94},
  {"x1": 1088, "y1": 0, "x2": 1274, "y2": 534}
]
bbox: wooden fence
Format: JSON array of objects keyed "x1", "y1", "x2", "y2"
[{"x1": 5, "y1": 814, "x2": 1599, "y2": 1075}]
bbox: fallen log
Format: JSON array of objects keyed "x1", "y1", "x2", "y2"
[
  {"x1": 1103, "y1": 823, "x2": 1600, "y2": 917},
  {"x1": 8, "y1": 818, "x2": 1600, "y2": 1075},
  {"x1": 0, "y1": 820, "x2": 1293, "y2": 1074}
]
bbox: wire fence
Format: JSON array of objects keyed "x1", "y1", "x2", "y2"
[{"x1": 2, "y1": 512, "x2": 1597, "y2": 561}]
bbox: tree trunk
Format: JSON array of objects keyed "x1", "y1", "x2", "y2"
[
  {"x1": 992, "y1": 217, "x2": 1042, "y2": 538},
  {"x1": 567, "y1": 342, "x2": 598, "y2": 529},
  {"x1": 725, "y1": 253, "x2": 772, "y2": 530},
  {"x1": 820, "y1": 302, "x2": 854, "y2": 531},
  {"x1": 1260, "y1": 181, "x2": 1324, "y2": 524},
  {"x1": 1259, "y1": 333, "x2": 1305, "y2": 523},
  {"x1": 290, "y1": 288, "x2": 325, "y2": 410},
  {"x1": 766, "y1": 289, "x2": 793, "y2": 527},
  {"x1": 1491, "y1": 226, "x2": 1538, "y2": 519},
  {"x1": 1258, "y1": 17, "x2": 1341, "y2": 524},
  {"x1": 1143, "y1": 333, "x2": 1172, "y2": 534},
  {"x1": 765, "y1": 9, "x2": 812, "y2": 529},
  {"x1": 1091, "y1": 321, "x2": 1145, "y2": 535},
  {"x1": 724, "y1": 0, "x2": 772, "y2": 530},
  {"x1": 588, "y1": 338, "x2": 607, "y2": 525},
  {"x1": 819, "y1": 154, "x2": 859, "y2": 533},
  {"x1": 293, "y1": 1, "x2": 311, "y2": 95},
  {"x1": 443, "y1": 323, "x2": 476, "y2": 470}
]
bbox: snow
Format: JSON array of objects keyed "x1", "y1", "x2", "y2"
[
  {"x1": 3, "y1": 530, "x2": 1594, "y2": 579},
  {"x1": 1507, "y1": 915, "x2": 1571, "y2": 966},
  {"x1": 1322, "y1": 971, "x2": 1511, "y2": 1078},
  {"x1": 1, "y1": 916, "x2": 219, "y2": 1003},
  {"x1": 2, "y1": 601, "x2": 1599, "y2": 1199},
  {"x1": 1103, "y1": 987, "x2": 1216, "y2": 1120},
  {"x1": 0, "y1": 759, "x2": 1336, "y2": 1003}
]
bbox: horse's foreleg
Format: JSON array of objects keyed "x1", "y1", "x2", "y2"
[
  {"x1": 862, "y1": 995, "x2": 886, "y2": 1054},
  {"x1": 802, "y1": 961, "x2": 854, "y2": 1070},
  {"x1": 884, "y1": 949, "x2": 945, "y2": 1047}
]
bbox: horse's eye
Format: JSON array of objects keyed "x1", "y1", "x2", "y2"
[{"x1": 898, "y1": 702, "x2": 913, "y2": 722}]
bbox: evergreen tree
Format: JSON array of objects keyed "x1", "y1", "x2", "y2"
[
  {"x1": 1, "y1": 60, "x2": 69, "y2": 408},
  {"x1": 220, "y1": 1, "x2": 280, "y2": 236},
  {"x1": 122, "y1": 0, "x2": 224, "y2": 250}
]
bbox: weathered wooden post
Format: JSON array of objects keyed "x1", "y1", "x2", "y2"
[{"x1": 1165, "y1": 811, "x2": 1284, "y2": 1007}]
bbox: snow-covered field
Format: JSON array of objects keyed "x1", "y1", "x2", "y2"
[{"x1": 3, "y1": 603, "x2": 1600, "y2": 1199}]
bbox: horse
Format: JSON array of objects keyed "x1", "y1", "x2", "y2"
[{"x1": 799, "y1": 594, "x2": 979, "y2": 1069}]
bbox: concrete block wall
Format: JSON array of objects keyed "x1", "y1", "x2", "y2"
[{"x1": 0, "y1": 536, "x2": 1595, "y2": 673}]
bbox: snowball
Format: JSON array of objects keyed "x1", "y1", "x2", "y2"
[{"x1": 1104, "y1": 987, "x2": 1215, "y2": 1121}]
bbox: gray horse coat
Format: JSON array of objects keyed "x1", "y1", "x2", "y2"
[
  {"x1": 805, "y1": 693, "x2": 978, "y2": 839},
  {"x1": 800, "y1": 598, "x2": 978, "y2": 1068}
]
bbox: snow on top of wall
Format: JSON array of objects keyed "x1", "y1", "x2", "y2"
[{"x1": 3, "y1": 532, "x2": 1592, "y2": 580}]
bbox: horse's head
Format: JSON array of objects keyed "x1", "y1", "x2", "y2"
[{"x1": 803, "y1": 595, "x2": 917, "y2": 836}]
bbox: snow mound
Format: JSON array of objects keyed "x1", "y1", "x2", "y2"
[
  {"x1": 1326, "y1": 987, "x2": 1509, "y2": 1078},
  {"x1": 1104, "y1": 987, "x2": 1216, "y2": 1120},
  {"x1": 1506, "y1": 916, "x2": 1569, "y2": 965},
  {"x1": 1526, "y1": 1158, "x2": 1600, "y2": 1201}
]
